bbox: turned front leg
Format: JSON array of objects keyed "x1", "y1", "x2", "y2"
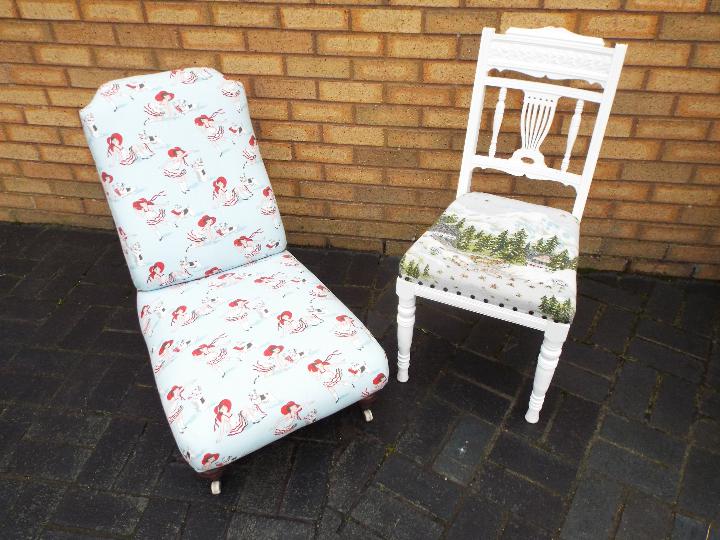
[
  {"x1": 525, "y1": 323, "x2": 569, "y2": 424},
  {"x1": 396, "y1": 291, "x2": 416, "y2": 383}
]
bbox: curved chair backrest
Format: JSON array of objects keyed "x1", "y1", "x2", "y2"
[
  {"x1": 457, "y1": 27, "x2": 627, "y2": 220},
  {"x1": 80, "y1": 67, "x2": 286, "y2": 291}
]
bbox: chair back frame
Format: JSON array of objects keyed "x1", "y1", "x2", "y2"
[{"x1": 456, "y1": 27, "x2": 627, "y2": 220}]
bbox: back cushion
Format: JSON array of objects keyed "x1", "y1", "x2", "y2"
[{"x1": 80, "y1": 67, "x2": 286, "y2": 291}]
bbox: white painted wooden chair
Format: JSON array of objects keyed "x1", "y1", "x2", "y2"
[{"x1": 396, "y1": 27, "x2": 626, "y2": 423}]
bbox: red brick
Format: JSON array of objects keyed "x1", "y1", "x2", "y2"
[
  {"x1": 351, "y1": 8, "x2": 421, "y2": 33},
  {"x1": 79, "y1": 0, "x2": 143, "y2": 23},
  {"x1": 17, "y1": 0, "x2": 78, "y2": 20}
]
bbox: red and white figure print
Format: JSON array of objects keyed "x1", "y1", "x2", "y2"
[
  {"x1": 192, "y1": 334, "x2": 230, "y2": 377},
  {"x1": 81, "y1": 112, "x2": 100, "y2": 138},
  {"x1": 132, "y1": 192, "x2": 170, "y2": 240},
  {"x1": 118, "y1": 227, "x2": 145, "y2": 268},
  {"x1": 243, "y1": 134, "x2": 258, "y2": 162},
  {"x1": 260, "y1": 186, "x2": 278, "y2": 216},
  {"x1": 274, "y1": 401, "x2": 303, "y2": 436},
  {"x1": 98, "y1": 80, "x2": 145, "y2": 111},
  {"x1": 151, "y1": 338, "x2": 191, "y2": 374},
  {"x1": 333, "y1": 314, "x2": 370, "y2": 349},
  {"x1": 213, "y1": 399, "x2": 249, "y2": 442},
  {"x1": 212, "y1": 176, "x2": 239, "y2": 207},
  {"x1": 220, "y1": 76, "x2": 243, "y2": 100},
  {"x1": 147, "y1": 261, "x2": 174, "y2": 287},
  {"x1": 144, "y1": 90, "x2": 195, "y2": 123},
  {"x1": 276, "y1": 310, "x2": 308, "y2": 336},
  {"x1": 233, "y1": 229, "x2": 262, "y2": 259},
  {"x1": 170, "y1": 67, "x2": 213, "y2": 85},
  {"x1": 307, "y1": 351, "x2": 353, "y2": 403},
  {"x1": 166, "y1": 384, "x2": 188, "y2": 433},
  {"x1": 362, "y1": 373, "x2": 389, "y2": 398},
  {"x1": 101, "y1": 171, "x2": 134, "y2": 200},
  {"x1": 186, "y1": 215, "x2": 235, "y2": 248},
  {"x1": 162, "y1": 146, "x2": 192, "y2": 193},
  {"x1": 194, "y1": 110, "x2": 231, "y2": 154},
  {"x1": 226, "y1": 298, "x2": 269, "y2": 331},
  {"x1": 138, "y1": 299, "x2": 167, "y2": 337}
]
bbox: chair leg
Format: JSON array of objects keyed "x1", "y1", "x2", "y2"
[
  {"x1": 396, "y1": 290, "x2": 416, "y2": 383},
  {"x1": 359, "y1": 395, "x2": 376, "y2": 422},
  {"x1": 525, "y1": 322, "x2": 569, "y2": 424},
  {"x1": 197, "y1": 466, "x2": 225, "y2": 495}
]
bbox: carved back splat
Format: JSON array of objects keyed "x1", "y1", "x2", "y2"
[{"x1": 457, "y1": 27, "x2": 627, "y2": 220}]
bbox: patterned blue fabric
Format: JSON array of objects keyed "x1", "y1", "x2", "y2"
[
  {"x1": 81, "y1": 68, "x2": 389, "y2": 473},
  {"x1": 80, "y1": 67, "x2": 285, "y2": 291},
  {"x1": 138, "y1": 252, "x2": 388, "y2": 472}
]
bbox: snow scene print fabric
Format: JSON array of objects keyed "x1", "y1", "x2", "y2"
[
  {"x1": 80, "y1": 67, "x2": 285, "y2": 291},
  {"x1": 138, "y1": 251, "x2": 389, "y2": 472},
  {"x1": 399, "y1": 192, "x2": 579, "y2": 324}
]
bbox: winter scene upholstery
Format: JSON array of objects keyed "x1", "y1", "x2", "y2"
[
  {"x1": 80, "y1": 68, "x2": 389, "y2": 473},
  {"x1": 399, "y1": 192, "x2": 579, "y2": 323},
  {"x1": 137, "y1": 251, "x2": 388, "y2": 473},
  {"x1": 80, "y1": 67, "x2": 285, "y2": 292}
]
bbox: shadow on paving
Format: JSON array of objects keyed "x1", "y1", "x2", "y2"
[{"x1": 0, "y1": 222, "x2": 718, "y2": 539}]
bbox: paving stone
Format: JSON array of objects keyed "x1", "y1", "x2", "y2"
[
  {"x1": 569, "y1": 296, "x2": 601, "y2": 340},
  {"x1": 51, "y1": 355, "x2": 109, "y2": 409},
  {"x1": 591, "y1": 306, "x2": 636, "y2": 353},
  {"x1": 5, "y1": 348, "x2": 80, "y2": 379},
  {"x1": 446, "y1": 492, "x2": 503, "y2": 540},
  {"x1": 317, "y1": 507, "x2": 382, "y2": 539},
  {"x1": 672, "y1": 514, "x2": 712, "y2": 540},
  {"x1": 120, "y1": 383, "x2": 165, "y2": 420},
  {"x1": 25, "y1": 411, "x2": 110, "y2": 446},
  {"x1": 563, "y1": 341, "x2": 619, "y2": 377},
  {"x1": 77, "y1": 417, "x2": 146, "y2": 489},
  {"x1": 450, "y1": 348, "x2": 523, "y2": 396},
  {"x1": 616, "y1": 491, "x2": 673, "y2": 540},
  {"x1": 628, "y1": 338, "x2": 704, "y2": 383},
  {"x1": 59, "y1": 306, "x2": 112, "y2": 350},
  {"x1": 645, "y1": 280, "x2": 684, "y2": 323},
  {"x1": 462, "y1": 317, "x2": 512, "y2": 361},
  {"x1": 281, "y1": 441, "x2": 333, "y2": 520},
  {"x1": 504, "y1": 378, "x2": 562, "y2": 441},
  {"x1": 435, "y1": 372, "x2": 511, "y2": 424},
  {"x1": 351, "y1": 486, "x2": 444, "y2": 540},
  {"x1": 346, "y1": 253, "x2": 381, "y2": 287},
  {"x1": 693, "y1": 418, "x2": 720, "y2": 451},
  {"x1": 636, "y1": 318, "x2": 710, "y2": 359},
  {"x1": 397, "y1": 395, "x2": 457, "y2": 464},
  {"x1": 1, "y1": 296, "x2": 57, "y2": 321},
  {"x1": 6, "y1": 439, "x2": 92, "y2": 482},
  {"x1": 560, "y1": 471, "x2": 622, "y2": 540},
  {"x1": 0, "y1": 318, "x2": 39, "y2": 344},
  {"x1": 376, "y1": 453, "x2": 463, "y2": 520},
  {"x1": 553, "y1": 361, "x2": 610, "y2": 402},
  {"x1": 700, "y1": 387, "x2": 720, "y2": 420},
  {"x1": 474, "y1": 462, "x2": 565, "y2": 531},
  {"x1": 579, "y1": 278, "x2": 644, "y2": 311},
  {"x1": 601, "y1": 413, "x2": 685, "y2": 466},
  {"x1": 610, "y1": 360, "x2": 656, "y2": 420},
  {"x1": 41, "y1": 529, "x2": 106, "y2": 539},
  {"x1": 679, "y1": 446, "x2": 720, "y2": 521},
  {"x1": 433, "y1": 414, "x2": 494, "y2": 485},
  {"x1": 331, "y1": 285, "x2": 373, "y2": 309},
  {"x1": 680, "y1": 282, "x2": 720, "y2": 337},
  {"x1": 650, "y1": 374, "x2": 697, "y2": 436},
  {"x1": 499, "y1": 326, "x2": 544, "y2": 374},
  {"x1": 236, "y1": 439, "x2": 294, "y2": 513},
  {"x1": 92, "y1": 330, "x2": 148, "y2": 357},
  {"x1": 134, "y1": 497, "x2": 189, "y2": 540},
  {"x1": 51, "y1": 488, "x2": 147, "y2": 536},
  {"x1": 107, "y1": 307, "x2": 140, "y2": 333},
  {"x1": 0, "y1": 480, "x2": 65, "y2": 539},
  {"x1": 0, "y1": 419, "x2": 29, "y2": 466},
  {"x1": 114, "y1": 421, "x2": 174, "y2": 494},
  {"x1": 546, "y1": 393, "x2": 600, "y2": 463},
  {"x1": 86, "y1": 355, "x2": 143, "y2": 413},
  {"x1": 327, "y1": 438, "x2": 384, "y2": 512},
  {"x1": 34, "y1": 301, "x2": 91, "y2": 347},
  {"x1": 415, "y1": 301, "x2": 473, "y2": 344},
  {"x1": 501, "y1": 520, "x2": 553, "y2": 540},
  {"x1": 228, "y1": 513, "x2": 314, "y2": 540},
  {"x1": 489, "y1": 433, "x2": 578, "y2": 494},
  {"x1": 180, "y1": 503, "x2": 231, "y2": 540},
  {"x1": 587, "y1": 440, "x2": 678, "y2": 501}
]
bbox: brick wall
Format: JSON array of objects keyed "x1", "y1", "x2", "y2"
[{"x1": 0, "y1": 1, "x2": 719, "y2": 278}]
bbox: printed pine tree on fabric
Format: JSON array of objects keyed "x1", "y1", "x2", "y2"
[
  {"x1": 432, "y1": 213, "x2": 576, "y2": 270},
  {"x1": 539, "y1": 295, "x2": 574, "y2": 323}
]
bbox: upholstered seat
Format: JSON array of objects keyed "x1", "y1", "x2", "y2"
[
  {"x1": 138, "y1": 250, "x2": 387, "y2": 472},
  {"x1": 399, "y1": 192, "x2": 579, "y2": 323},
  {"x1": 80, "y1": 67, "x2": 388, "y2": 485}
]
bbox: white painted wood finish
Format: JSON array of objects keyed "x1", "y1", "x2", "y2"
[{"x1": 398, "y1": 27, "x2": 626, "y2": 423}]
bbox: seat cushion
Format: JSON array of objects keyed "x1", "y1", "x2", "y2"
[
  {"x1": 399, "y1": 192, "x2": 579, "y2": 323},
  {"x1": 80, "y1": 68, "x2": 286, "y2": 291},
  {"x1": 137, "y1": 250, "x2": 388, "y2": 472}
]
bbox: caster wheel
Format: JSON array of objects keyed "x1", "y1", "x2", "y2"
[
  {"x1": 210, "y1": 480, "x2": 221, "y2": 495},
  {"x1": 363, "y1": 409, "x2": 374, "y2": 422}
]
